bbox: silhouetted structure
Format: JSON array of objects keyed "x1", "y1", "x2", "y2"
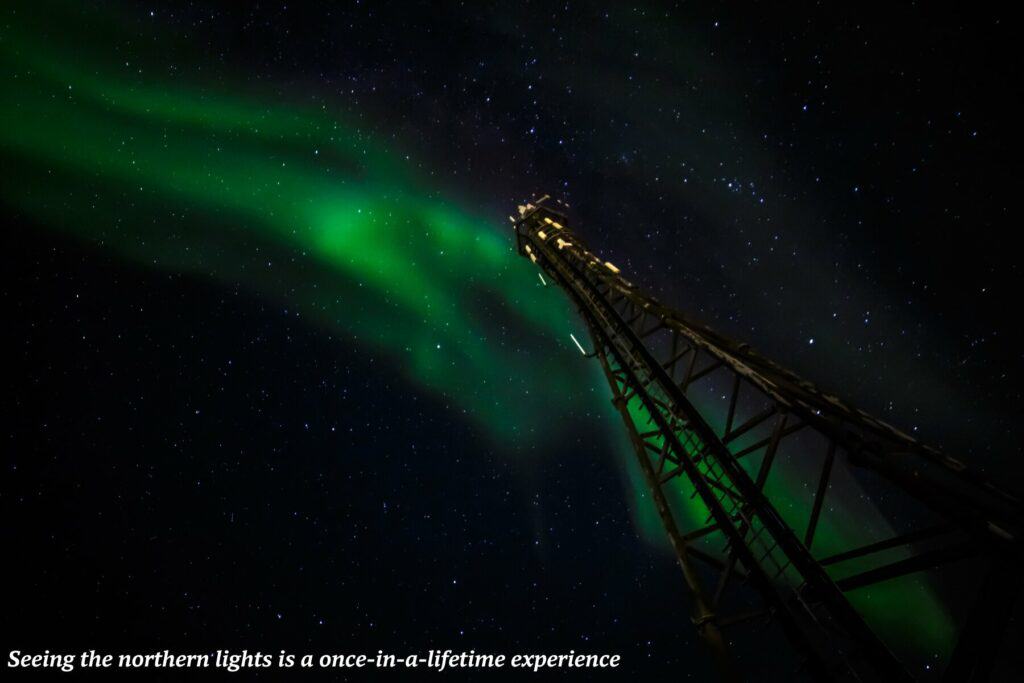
[{"x1": 513, "y1": 195, "x2": 1021, "y2": 681}]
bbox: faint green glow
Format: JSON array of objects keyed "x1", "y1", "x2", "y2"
[{"x1": 620, "y1": 392, "x2": 955, "y2": 656}]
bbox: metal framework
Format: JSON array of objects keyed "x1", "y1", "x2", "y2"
[{"x1": 513, "y1": 196, "x2": 1022, "y2": 681}]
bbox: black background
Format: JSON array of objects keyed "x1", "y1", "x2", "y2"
[{"x1": 4, "y1": 2, "x2": 1022, "y2": 680}]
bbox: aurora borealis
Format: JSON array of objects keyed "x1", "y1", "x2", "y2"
[
  {"x1": 4, "y1": 2, "x2": 1020, "y2": 680},
  {"x1": 0, "y1": 6, "x2": 599, "y2": 445}
]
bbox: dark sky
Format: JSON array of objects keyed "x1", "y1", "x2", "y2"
[
  {"x1": 4, "y1": 1, "x2": 1021, "y2": 680},
  {"x1": 178, "y1": 0, "x2": 1021, "y2": 471}
]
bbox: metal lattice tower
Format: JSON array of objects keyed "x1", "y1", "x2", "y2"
[{"x1": 513, "y1": 195, "x2": 1022, "y2": 682}]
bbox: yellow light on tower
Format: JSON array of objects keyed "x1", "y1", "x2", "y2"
[{"x1": 604, "y1": 261, "x2": 620, "y2": 273}]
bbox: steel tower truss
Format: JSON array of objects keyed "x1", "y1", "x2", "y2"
[{"x1": 513, "y1": 196, "x2": 1022, "y2": 682}]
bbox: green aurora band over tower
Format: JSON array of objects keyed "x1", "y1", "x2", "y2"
[{"x1": 0, "y1": 1, "x2": 954, "y2": 658}]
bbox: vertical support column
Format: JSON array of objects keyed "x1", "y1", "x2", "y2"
[{"x1": 589, "y1": 327, "x2": 738, "y2": 682}]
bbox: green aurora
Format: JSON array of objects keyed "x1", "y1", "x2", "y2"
[
  {"x1": 0, "y1": 6, "x2": 598, "y2": 446},
  {"x1": 0, "y1": 2, "x2": 954, "y2": 658}
]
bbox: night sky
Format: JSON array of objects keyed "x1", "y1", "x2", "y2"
[{"x1": 3, "y1": 1, "x2": 1022, "y2": 680}]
